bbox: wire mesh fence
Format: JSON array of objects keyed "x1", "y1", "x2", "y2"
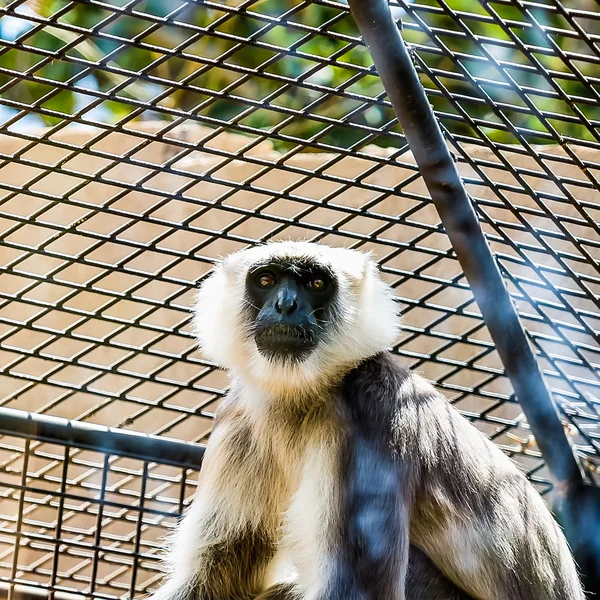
[
  {"x1": 0, "y1": 0, "x2": 598, "y2": 598},
  {"x1": 0, "y1": 412, "x2": 201, "y2": 600}
]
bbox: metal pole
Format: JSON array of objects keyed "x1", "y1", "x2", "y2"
[
  {"x1": 345, "y1": 0, "x2": 600, "y2": 591},
  {"x1": 346, "y1": 0, "x2": 583, "y2": 496},
  {"x1": 0, "y1": 406, "x2": 205, "y2": 469}
]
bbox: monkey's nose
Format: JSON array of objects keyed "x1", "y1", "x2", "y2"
[{"x1": 275, "y1": 297, "x2": 298, "y2": 315}]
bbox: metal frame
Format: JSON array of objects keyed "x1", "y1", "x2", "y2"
[{"x1": 0, "y1": 409, "x2": 201, "y2": 600}]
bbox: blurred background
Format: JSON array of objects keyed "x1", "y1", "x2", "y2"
[
  {"x1": 0, "y1": 0, "x2": 598, "y2": 598},
  {"x1": 2, "y1": 0, "x2": 599, "y2": 143}
]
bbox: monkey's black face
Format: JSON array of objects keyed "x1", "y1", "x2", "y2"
[{"x1": 245, "y1": 260, "x2": 336, "y2": 361}]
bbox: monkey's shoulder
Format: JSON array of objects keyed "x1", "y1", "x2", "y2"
[
  {"x1": 341, "y1": 352, "x2": 441, "y2": 408},
  {"x1": 340, "y1": 353, "x2": 514, "y2": 467},
  {"x1": 340, "y1": 352, "x2": 445, "y2": 430}
]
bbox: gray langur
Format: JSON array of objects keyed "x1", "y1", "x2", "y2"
[{"x1": 150, "y1": 241, "x2": 585, "y2": 600}]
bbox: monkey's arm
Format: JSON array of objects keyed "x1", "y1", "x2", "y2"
[
  {"x1": 407, "y1": 382, "x2": 585, "y2": 600},
  {"x1": 149, "y1": 398, "x2": 280, "y2": 600}
]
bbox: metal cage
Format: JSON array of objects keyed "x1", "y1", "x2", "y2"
[
  {"x1": 0, "y1": 0, "x2": 598, "y2": 598},
  {"x1": 0, "y1": 408, "x2": 203, "y2": 600}
]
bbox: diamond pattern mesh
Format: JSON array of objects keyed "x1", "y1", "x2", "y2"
[{"x1": 0, "y1": 0, "x2": 598, "y2": 598}]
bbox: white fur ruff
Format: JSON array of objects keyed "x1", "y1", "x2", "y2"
[{"x1": 193, "y1": 241, "x2": 401, "y2": 398}]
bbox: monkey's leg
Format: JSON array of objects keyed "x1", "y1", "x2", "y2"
[{"x1": 150, "y1": 410, "x2": 282, "y2": 600}]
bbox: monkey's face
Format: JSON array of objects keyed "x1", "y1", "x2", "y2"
[
  {"x1": 193, "y1": 242, "x2": 400, "y2": 397},
  {"x1": 245, "y1": 260, "x2": 337, "y2": 362}
]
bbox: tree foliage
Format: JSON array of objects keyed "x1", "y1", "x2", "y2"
[{"x1": 0, "y1": 0, "x2": 597, "y2": 149}]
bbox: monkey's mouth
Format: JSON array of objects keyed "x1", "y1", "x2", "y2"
[{"x1": 254, "y1": 325, "x2": 316, "y2": 359}]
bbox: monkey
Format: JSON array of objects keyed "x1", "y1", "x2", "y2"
[{"x1": 150, "y1": 241, "x2": 585, "y2": 600}]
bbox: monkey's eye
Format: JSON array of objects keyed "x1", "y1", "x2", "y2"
[
  {"x1": 308, "y1": 277, "x2": 326, "y2": 291},
  {"x1": 256, "y1": 272, "x2": 276, "y2": 288}
]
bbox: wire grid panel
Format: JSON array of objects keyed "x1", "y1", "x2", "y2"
[
  {"x1": 0, "y1": 433, "x2": 195, "y2": 600},
  {"x1": 0, "y1": 0, "x2": 598, "y2": 526}
]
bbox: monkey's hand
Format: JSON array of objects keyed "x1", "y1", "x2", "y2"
[{"x1": 149, "y1": 526, "x2": 274, "y2": 600}]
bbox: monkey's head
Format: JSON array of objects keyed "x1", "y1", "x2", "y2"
[{"x1": 194, "y1": 242, "x2": 400, "y2": 398}]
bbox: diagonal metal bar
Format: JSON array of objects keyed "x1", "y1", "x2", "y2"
[{"x1": 346, "y1": 0, "x2": 584, "y2": 496}]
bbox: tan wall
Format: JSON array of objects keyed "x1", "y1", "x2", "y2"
[
  {"x1": 0, "y1": 121, "x2": 597, "y2": 596},
  {"x1": 0, "y1": 122, "x2": 596, "y2": 444}
]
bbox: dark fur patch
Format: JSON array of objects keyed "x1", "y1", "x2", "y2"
[
  {"x1": 327, "y1": 353, "x2": 410, "y2": 599},
  {"x1": 338, "y1": 353, "x2": 482, "y2": 599},
  {"x1": 407, "y1": 547, "x2": 474, "y2": 600},
  {"x1": 196, "y1": 526, "x2": 276, "y2": 600},
  {"x1": 341, "y1": 352, "x2": 411, "y2": 443}
]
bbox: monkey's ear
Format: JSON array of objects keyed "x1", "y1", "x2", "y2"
[{"x1": 325, "y1": 246, "x2": 370, "y2": 282}]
